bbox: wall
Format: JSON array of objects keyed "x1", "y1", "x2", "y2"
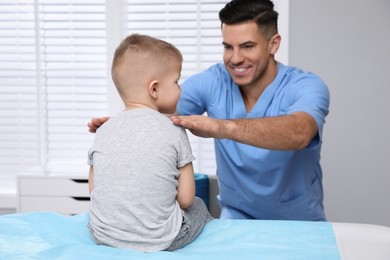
[{"x1": 289, "y1": 0, "x2": 390, "y2": 226}]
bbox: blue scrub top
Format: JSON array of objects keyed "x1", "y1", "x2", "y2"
[{"x1": 177, "y1": 63, "x2": 330, "y2": 221}]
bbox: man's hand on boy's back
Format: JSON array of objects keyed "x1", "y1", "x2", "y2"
[{"x1": 88, "y1": 117, "x2": 110, "y2": 133}]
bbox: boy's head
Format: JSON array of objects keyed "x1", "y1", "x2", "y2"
[{"x1": 111, "y1": 34, "x2": 183, "y2": 113}]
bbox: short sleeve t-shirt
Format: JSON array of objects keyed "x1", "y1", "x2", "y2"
[{"x1": 88, "y1": 109, "x2": 195, "y2": 252}]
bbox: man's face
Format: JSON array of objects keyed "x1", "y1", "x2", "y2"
[{"x1": 222, "y1": 21, "x2": 276, "y2": 89}]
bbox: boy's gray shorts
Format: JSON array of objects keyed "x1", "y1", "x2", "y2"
[{"x1": 165, "y1": 196, "x2": 213, "y2": 251}]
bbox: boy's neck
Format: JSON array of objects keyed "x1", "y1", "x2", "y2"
[{"x1": 124, "y1": 102, "x2": 155, "y2": 111}]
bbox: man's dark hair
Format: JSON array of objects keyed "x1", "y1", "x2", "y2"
[{"x1": 219, "y1": 0, "x2": 279, "y2": 40}]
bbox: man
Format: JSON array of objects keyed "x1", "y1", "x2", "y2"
[{"x1": 89, "y1": 0, "x2": 330, "y2": 221}]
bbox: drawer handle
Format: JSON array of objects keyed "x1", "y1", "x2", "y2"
[
  {"x1": 71, "y1": 197, "x2": 90, "y2": 201},
  {"x1": 71, "y1": 179, "x2": 89, "y2": 183}
]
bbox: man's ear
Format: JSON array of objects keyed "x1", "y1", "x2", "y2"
[
  {"x1": 148, "y1": 80, "x2": 159, "y2": 99},
  {"x1": 269, "y1": 33, "x2": 281, "y2": 55}
]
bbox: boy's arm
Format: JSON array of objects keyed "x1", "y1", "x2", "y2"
[
  {"x1": 88, "y1": 165, "x2": 94, "y2": 194},
  {"x1": 176, "y1": 162, "x2": 195, "y2": 209}
]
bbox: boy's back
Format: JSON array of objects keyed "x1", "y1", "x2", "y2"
[{"x1": 88, "y1": 108, "x2": 195, "y2": 252}]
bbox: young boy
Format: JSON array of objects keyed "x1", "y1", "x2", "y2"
[{"x1": 87, "y1": 34, "x2": 212, "y2": 252}]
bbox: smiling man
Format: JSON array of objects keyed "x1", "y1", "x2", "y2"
[{"x1": 171, "y1": 0, "x2": 330, "y2": 221}]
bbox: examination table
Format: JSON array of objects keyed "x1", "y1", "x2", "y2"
[{"x1": 1, "y1": 211, "x2": 389, "y2": 259}]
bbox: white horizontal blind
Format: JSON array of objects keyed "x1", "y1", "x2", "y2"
[
  {"x1": 38, "y1": 0, "x2": 108, "y2": 175},
  {"x1": 0, "y1": 0, "x2": 109, "y2": 192},
  {"x1": 0, "y1": 1, "x2": 39, "y2": 192},
  {"x1": 124, "y1": 0, "x2": 227, "y2": 176}
]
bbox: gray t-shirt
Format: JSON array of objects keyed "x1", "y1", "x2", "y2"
[{"x1": 88, "y1": 108, "x2": 195, "y2": 252}]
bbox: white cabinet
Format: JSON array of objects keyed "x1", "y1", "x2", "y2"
[
  {"x1": 17, "y1": 174, "x2": 221, "y2": 217},
  {"x1": 17, "y1": 175, "x2": 90, "y2": 215}
]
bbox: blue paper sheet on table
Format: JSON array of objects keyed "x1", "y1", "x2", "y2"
[{"x1": 0, "y1": 212, "x2": 340, "y2": 260}]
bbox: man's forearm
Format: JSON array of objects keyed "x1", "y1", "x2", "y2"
[{"x1": 219, "y1": 112, "x2": 318, "y2": 150}]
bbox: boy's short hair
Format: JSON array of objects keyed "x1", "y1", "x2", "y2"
[{"x1": 111, "y1": 34, "x2": 182, "y2": 89}]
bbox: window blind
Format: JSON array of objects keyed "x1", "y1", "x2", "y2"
[
  {"x1": 0, "y1": 0, "x2": 109, "y2": 192},
  {"x1": 37, "y1": 0, "x2": 108, "y2": 175},
  {"x1": 0, "y1": 1, "x2": 39, "y2": 192}
]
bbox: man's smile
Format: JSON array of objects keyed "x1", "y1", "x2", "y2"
[{"x1": 230, "y1": 65, "x2": 251, "y2": 76}]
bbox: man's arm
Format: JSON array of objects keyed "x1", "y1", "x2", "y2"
[
  {"x1": 87, "y1": 117, "x2": 110, "y2": 133},
  {"x1": 171, "y1": 111, "x2": 318, "y2": 150}
]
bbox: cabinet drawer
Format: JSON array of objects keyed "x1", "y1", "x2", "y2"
[
  {"x1": 19, "y1": 177, "x2": 89, "y2": 197},
  {"x1": 19, "y1": 196, "x2": 90, "y2": 215}
]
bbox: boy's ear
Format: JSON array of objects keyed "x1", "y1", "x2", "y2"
[{"x1": 148, "y1": 80, "x2": 159, "y2": 99}]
